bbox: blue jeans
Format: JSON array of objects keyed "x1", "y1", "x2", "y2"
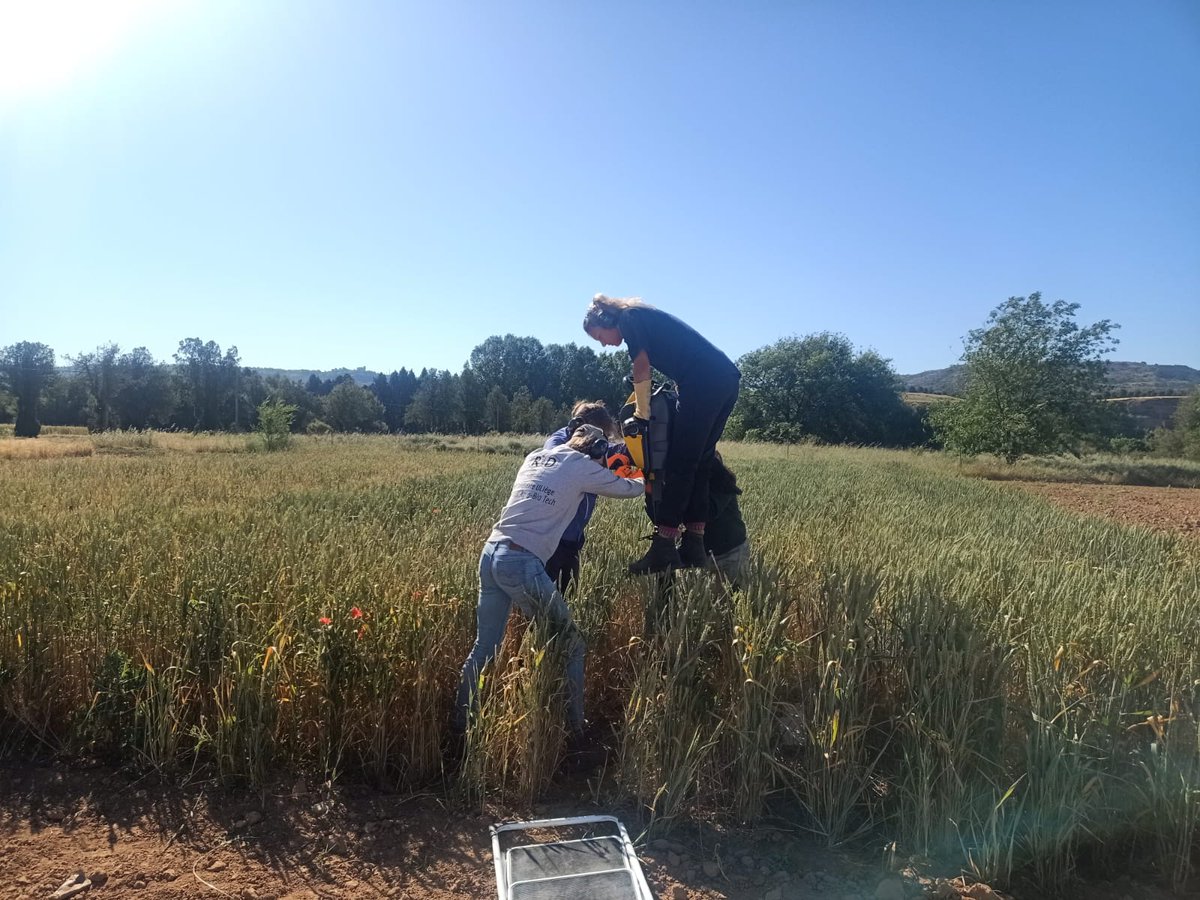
[{"x1": 453, "y1": 540, "x2": 586, "y2": 732}]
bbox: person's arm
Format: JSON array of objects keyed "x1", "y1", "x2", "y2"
[
  {"x1": 631, "y1": 351, "x2": 651, "y2": 419},
  {"x1": 576, "y1": 457, "x2": 645, "y2": 498},
  {"x1": 631, "y1": 350, "x2": 651, "y2": 383},
  {"x1": 620, "y1": 309, "x2": 654, "y2": 419}
]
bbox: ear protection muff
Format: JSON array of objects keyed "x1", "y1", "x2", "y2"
[
  {"x1": 585, "y1": 438, "x2": 610, "y2": 460},
  {"x1": 567, "y1": 416, "x2": 584, "y2": 432},
  {"x1": 586, "y1": 304, "x2": 619, "y2": 329}
]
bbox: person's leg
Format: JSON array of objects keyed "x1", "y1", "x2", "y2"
[
  {"x1": 657, "y1": 381, "x2": 738, "y2": 568},
  {"x1": 655, "y1": 396, "x2": 712, "y2": 528},
  {"x1": 683, "y1": 382, "x2": 739, "y2": 527},
  {"x1": 493, "y1": 548, "x2": 587, "y2": 732},
  {"x1": 544, "y1": 539, "x2": 583, "y2": 595},
  {"x1": 712, "y1": 539, "x2": 751, "y2": 590},
  {"x1": 452, "y1": 542, "x2": 513, "y2": 731},
  {"x1": 630, "y1": 391, "x2": 719, "y2": 575}
]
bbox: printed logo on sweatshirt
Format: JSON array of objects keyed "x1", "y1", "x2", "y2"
[
  {"x1": 527, "y1": 454, "x2": 558, "y2": 469},
  {"x1": 516, "y1": 483, "x2": 557, "y2": 506}
]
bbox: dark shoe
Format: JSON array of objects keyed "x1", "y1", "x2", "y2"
[
  {"x1": 559, "y1": 729, "x2": 606, "y2": 776},
  {"x1": 678, "y1": 532, "x2": 709, "y2": 569},
  {"x1": 628, "y1": 534, "x2": 681, "y2": 575},
  {"x1": 441, "y1": 727, "x2": 466, "y2": 775}
]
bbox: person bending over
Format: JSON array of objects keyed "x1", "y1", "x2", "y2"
[
  {"x1": 451, "y1": 424, "x2": 643, "y2": 770},
  {"x1": 584, "y1": 294, "x2": 740, "y2": 573},
  {"x1": 542, "y1": 401, "x2": 618, "y2": 593}
]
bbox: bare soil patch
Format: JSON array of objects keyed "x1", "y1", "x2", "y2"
[
  {"x1": 0, "y1": 762, "x2": 1181, "y2": 900},
  {"x1": 1009, "y1": 481, "x2": 1200, "y2": 539}
]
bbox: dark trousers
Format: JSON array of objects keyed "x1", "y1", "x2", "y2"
[
  {"x1": 656, "y1": 378, "x2": 740, "y2": 527},
  {"x1": 544, "y1": 538, "x2": 584, "y2": 594}
]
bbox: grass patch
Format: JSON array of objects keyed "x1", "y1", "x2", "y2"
[{"x1": 958, "y1": 453, "x2": 1200, "y2": 488}]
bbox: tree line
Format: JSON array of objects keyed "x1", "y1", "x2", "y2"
[
  {"x1": 0, "y1": 335, "x2": 640, "y2": 438},
  {"x1": 4, "y1": 296, "x2": 1195, "y2": 459},
  {"x1": 0, "y1": 330, "x2": 931, "y2": 446}
]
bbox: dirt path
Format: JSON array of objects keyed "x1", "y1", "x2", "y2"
[
  {"x1": 0, "y1": 763, "x2": 888, "y2": 899},
  {"x1": 1007, "y1": 481, "x2": 1200, "y2": 539},
  {"x1": 0, "y1": 763, "x2": 1183, "y2": 900}
]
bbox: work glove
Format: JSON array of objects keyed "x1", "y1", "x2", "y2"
[{"x1": 632, "y1": 379, "x2": 651, "y2": 421}]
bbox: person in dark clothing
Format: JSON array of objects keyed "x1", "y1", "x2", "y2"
[
  {"x1": 584, "y1": 294, "x2": 740, "y2": 574},
  {"x1": 542, "y1": 400, "x2": 618, "y2": 593},
  {"x1": 704, "y1": 453, "x2": 750, "y2": 588}
]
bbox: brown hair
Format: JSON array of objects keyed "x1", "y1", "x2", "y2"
[
  {"x1": 569, "y1": 400, "x2": 616, "y2": 437},
  {"x1": 566, "y1": 424, "x2": 607, "y2": 456},
  {"x1": 583, "y1": 293, "x2": 652, "y2": 333}
]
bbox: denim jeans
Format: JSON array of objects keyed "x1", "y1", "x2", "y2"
[{"x1": 453, "y1": 540, "x2": 585, "y2": 732}]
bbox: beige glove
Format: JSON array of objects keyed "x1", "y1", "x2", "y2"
[{"x1": 633, "y1": 379, "x2": 652, "y2": 421}]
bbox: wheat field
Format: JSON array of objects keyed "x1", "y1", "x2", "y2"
[{"x1": 0, "y1": 435, "x2": 1196, "y2": 893}]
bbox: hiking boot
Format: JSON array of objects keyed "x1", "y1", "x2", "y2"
[
  {"x1": 678, "y1": 532, "x2": 709, "y2": 569},
  {"x1": 628, "y1": 534, "x2": 682, "y2": 575},
  {"x1": 559, "y1": 729, "x2": 606, "y2": 776}
]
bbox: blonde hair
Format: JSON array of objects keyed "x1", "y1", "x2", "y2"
[{"x1": 583, "y1": 294, "x2": 652, "y2": 332}]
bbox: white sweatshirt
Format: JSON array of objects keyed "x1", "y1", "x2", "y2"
[{"x1": 488, "y1": 444, "x2": 644, "y2": 563}]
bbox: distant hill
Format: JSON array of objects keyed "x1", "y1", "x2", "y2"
[
  {"x1": 901, "y1": 361, "x2": 1200, "y2": 397},
  {"x1": 1105, "y1": 395, "x2": 1183, "y2": 432},
  {"x1": 251, "y1": 366, "x2": 382, "y2": 386},
  {"x1": 902, "y1": 365, "x2": 968, "y2": 395}
]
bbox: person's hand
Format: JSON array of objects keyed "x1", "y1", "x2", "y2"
[{"x1": 606, "y1": 447, "x2": 643, "y2": 479}]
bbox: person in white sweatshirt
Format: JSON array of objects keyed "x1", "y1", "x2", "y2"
[{"x1": 450, "y1": 424, "x2": 644, "y2": 767}]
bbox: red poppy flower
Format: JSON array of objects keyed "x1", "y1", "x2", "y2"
[
  {"x1": 350, "y1": 607, "x2": 363, "y2": 619},
  {"x1": 318, "y1": 616, "x2": 332, "y2": 626}
]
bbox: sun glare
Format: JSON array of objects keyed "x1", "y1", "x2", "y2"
[{"x1": 0, "y1": 0, "x2": 172, "y2": 108}]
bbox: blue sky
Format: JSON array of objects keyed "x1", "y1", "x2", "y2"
[{"x1": 1, "y1": 0, "x2": 1197, "y2": 375}]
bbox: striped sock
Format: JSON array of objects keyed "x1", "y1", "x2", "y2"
[
  {"x1": 657, "y1": 525, "x2": 681, "y2": 541},
  {"x1": 685, "y1": 522, "x2": 706, "y2": 536}
]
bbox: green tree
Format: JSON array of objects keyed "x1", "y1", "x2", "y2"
[
  {"x1": 482, "y1": 385, "x2": 510, "y2": 432},
  {"x1": 260, "y1": 375, "x2": 320, "y2": 432},
  {"x1": 255, "y1": 399, "x2": 297, "y2": 451},
  {"x1": 596, "y1": 349, "x2": 633, "y2": 413},
  {"x1": 508, "y1": 386, "x2": 537, "y2": 433},
  {"x1": 113, "y1": 347, "x2": 175, "y2": 429},
  {"x1": 40, "y1": 373, "x2": 91, "y2": 426},
  {"x1": 930, "y1": 293, "x2": 1118, "y2": 462},
  {"x1": 530, "y1": 396, "x2": 558, "y2": 433},
  {"x1": 323, "y1": 381, "x2": 386, "y2": 432},
  {"x1": 404, "y1": 370, "x2": 463, "y2": 432},
  {"x1": 728, "y1": 332, "x2": 920, "y2": 445},
  {"x1": 1149, "y1": 388, "x2": 1200, "y2": 461},
  {"x1": 459, "y1": 367, "x2": 486, "y2": 434},
  {"x1": 173, "y1": 338, "x2": 241, "y2": 430},
  {"x1": 371, "y1": 368, "x2": 419, "y2": 432},
  {"x1": 469, "y1": 335, "x2": 549, "y2": 398},
  {"x1": 0, "y1": 341, "x2": 57, "y2": 437},
  {"x1": 73, "y1": 343, "x2": 124, "y2": 430}
]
